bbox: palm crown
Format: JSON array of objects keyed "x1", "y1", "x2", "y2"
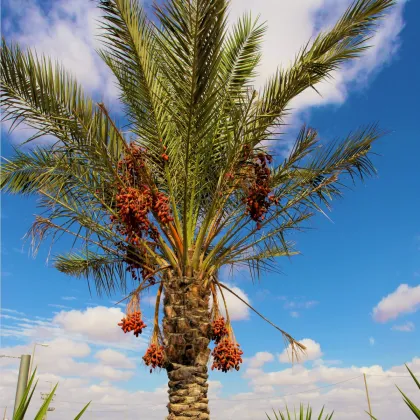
[{"x1": 1, "y1": 0, "x2": 394, "y2": 418}]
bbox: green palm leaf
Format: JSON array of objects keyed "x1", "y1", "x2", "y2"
[
  {"x1": 251, "y1": 0, "x2": 395, "y2": 145},
  {"x1": 1, "y1": 39, "x2": 124, "y2": 160}
]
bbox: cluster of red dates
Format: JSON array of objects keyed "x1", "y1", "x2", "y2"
[
  {"x1": 142, "y1": 344, "x2": 166, "y2": 373},
  {"x1": 244, "y1": 152, "x2": 279, "y2": 230},
  {"x1": 210, "y1": 317, "x2": 243, "y2": 372},
  {"x1": 110, "y1": 143, "x2": 173, "y2": 282},
  {"x1": 118, "y1": 311, "x2": 147, "y2": 337}
]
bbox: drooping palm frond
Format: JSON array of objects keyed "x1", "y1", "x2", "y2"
[
  {"x1": 54, "y1": 251, "x2": 128, "y2": 296},
  {"x1": 216, "y1": 281, "x2": 306, "y2": 361},
  {"x1": 249, "y1": 0, "x2": 395, "y2": 145},
  {"x1": 0, "y1": 39, "x2": 125, "y2": 160}
]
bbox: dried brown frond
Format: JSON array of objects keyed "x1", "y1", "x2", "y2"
[{"x1": 217, "y1": 280, "x2": 307, "y2": 364}]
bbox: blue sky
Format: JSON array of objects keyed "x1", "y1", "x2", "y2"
[{"x1": 1, "y1": 0, "x2": 420, "y2": 419}]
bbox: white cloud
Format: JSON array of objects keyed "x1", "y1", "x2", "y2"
[
  {"x1": 243, "y1": 355, "x2": 420, "y2": 420},
  {"x1": 0, "y1": 308, "x2": 25, "y2": 316},
  {"x1": 0, "y1": 340, "x2": 134, "y2": 384},
  {"x1": 3, "y1": 0, "x2": 117, "y2": 100},
  {"x1": 1, "y1": 309, "x2": 419, "y2": 420},
  {"x1": 372, "y1": 284, "x2": 420, "y2": 322},
  {"x1": 62, "y1": 296, "x2": 77, "y2": 301},
  {"x1": 248, "y1": 352, "x2": 274, "y2": 369},
  {"x1": 279, "y1": 338, "x2": 323, "y2": 364},
  {"x1": 95, "y1": 349, "x2": 136, "y2": 369},
  {"x1": 392, "y1": 321, "x2": 415, "y2": 332},
  {"x1": 210, "y1": 283, "x2": 251, "y2": 321},
  {"x1": 284, "y1": 300, "x2": 319, "y2": 310},
  {"x1": 48, "y1": 304, "x2": 71, "y2": 309},
  {"x1": 88, "y1": 364, "x2": 134, "y2": 381},
  {"x1": 369, "y1": 337, "x2": 375, "y2": 346},
  {"x1": 312, "y1": 359, "x2": 342, "y2": 368},
  {"x1": 290, "y1": 311, "x2": 299, "y2": 318},
  {"x1": 54, "y1": 306, "x2": 149, "y2": 346},
  {"x1": 1, "y1": 305, "x2": 148, "y2": 351}
]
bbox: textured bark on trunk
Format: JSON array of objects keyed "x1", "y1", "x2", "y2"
[{"x1": 163, "y1": 276, "x2": 211, "y2": 419}]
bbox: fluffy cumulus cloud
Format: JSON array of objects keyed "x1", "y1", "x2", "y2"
[
  {"x1": 241, "y1": 356, "x2": 420, "y2": 420},
  {"x1": 1, "y1": 306, "x2": 420, "y2": 420},
  {"x1": 372, "y1": 284, "x2": 420, "y2": 323},
  {"x1": 279, "y1": 339, "x2": 323, "y2": 364},
  {"x1": 247, "y1": 351, "x2": 275, "y2": 369},
  {"x1": 0, "y1": 337, "x2": 133, "y2": 383},
  {"x1": 55, "y1": 306, "x2": 127, "y2": 342},
  {"x1": 0, "y1": 306, "x2": 149, "y2": 350},
  {"x1": 95, "y1": 348, "x2": 136, "y2": 369}
]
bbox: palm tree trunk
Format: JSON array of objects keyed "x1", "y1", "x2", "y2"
[{"x1": 163, "y1": 276, "x2": 211, "y2": 419}]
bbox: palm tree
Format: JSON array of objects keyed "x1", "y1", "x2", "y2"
[{"x1": 1, "y1": 0, "x2": 395, "y2": 418}]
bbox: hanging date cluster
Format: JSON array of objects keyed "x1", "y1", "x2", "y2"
[
  {"x1": 210, "y1": 316, "x2": 243, "y2": 372},
  {"x1": 211, "y1": 317, "x2": 228, "y2": 343},
  {"x1": 244, "y1": 152, "x2": 279, "y2": 230},
  {"x1": 110, "y1": 143, "x2": 173, "y2": 281},
  {"x1": 118, "y1": 295, "x2": 147, "y2": 337},
  {"x1": 211, "y1": 337, "x2": 244, "y2": 372},
  {"x1": 142, "y1": 344, "x2": 166, "y2": 373},
  {"x1": 118, "y1": 311, "x2": 147, "y2": 337}
]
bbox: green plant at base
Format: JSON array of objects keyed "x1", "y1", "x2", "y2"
[
  {"x1": 366, "y1": 364, "x2": 420, "y2": 420},
  {"x1": 13, "y1": 369, "x2": 90, "y2": 420},
  {"x1": 397, "y1": 364, "x2": 420, "y2": 419},
  {"x1": 266, "y1": 404, "x2": 333, "y2": 420}
]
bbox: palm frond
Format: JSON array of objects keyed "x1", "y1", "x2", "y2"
[
  {"x1": 1, "y1": 39, "x2": 125, "y2": 160},
  {"x1": 251, "y1": 0, "x2": 395, "y2": 144},
  {"x1": 153, "y1": 0, "x2": 229, "y2": 264},
  {"x1": 98, "y1": 0, "x2": 166, "y2": 146},
  {"x1": 271, "y1": 125, "x2": 382, "y2": 208},
  {"x1": 204, "y1": 125, "x2": 381, "y2": 273},
  {"x1": 217, "y1": 281, "x2": 306, "y2": 363},
  {"x1": 221, "y1": 13, "x2": 266, "y2": 97},
  {"x1": 54, "y1": 251, "x2": 128, "y2": 296}
]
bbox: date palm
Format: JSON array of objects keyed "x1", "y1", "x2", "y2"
[{"x1": 1, "y1": 0, "x2": 395, "y2": 418}]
